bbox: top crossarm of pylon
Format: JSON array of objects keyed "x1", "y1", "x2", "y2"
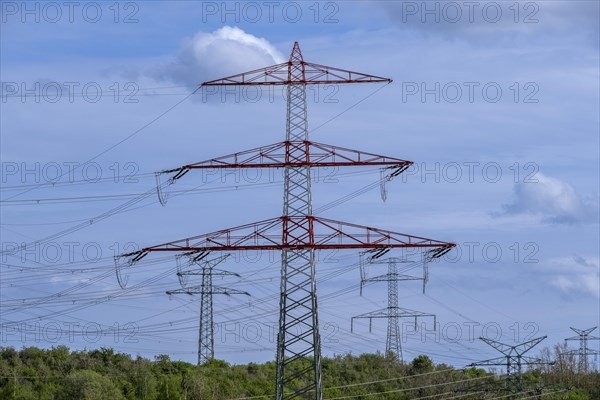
[
  {"x1": 569, "y1": 326, "x2": 599, "y2": 336},
  {"x1": 479, "y1": 336, "x2": 547, "y2": 357},
  {"x1": 200, "y1": 41, "x2": 392, "y2": 86},
  {"x1": 566, "y1": 326, "x2": 600, "y2": 341}
]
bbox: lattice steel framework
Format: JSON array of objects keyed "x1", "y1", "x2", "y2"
[
  {"x1": 564, "y1": 326, "x2": 600, "y2": 373},
  {"x1": 116, "y1": 42, "x2": 456, "y2": 399},
  {"x1": 469, "y1": 336, "x2": 552, "y2": 398},
  {"x1": 166, "y1": 254, "x2": 248, "y2": 365},
  {"x1": 352, "y1": 255, "x2": 432, "y2": 363}
]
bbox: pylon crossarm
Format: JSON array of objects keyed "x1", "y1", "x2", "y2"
[
  {"x1": 178, "y1": 269, "x2": 239, "y2": 278},
  {"x1": 569, "y1": 326, "x2": 598, "y2": 336},
  {"x1": 469, "y1": 356, "x2": 510, "y2": 367},
  {"x1": 361, "y1": 257, "x2": 426, "y2": 283},
  {"x1": 200, "y1": 48, "x2": 391, "y2": 86},
  {"x1": 166, "y1": 285, "x2": 249, "y2": 296},
  {"x1": 565, "y1": 349, "x2": 600, "y2": 355},
  {"x1": 116, "y1": 216, "x2": 454, "y2": 259},
  {"x1": 363, "y1": 273, "x2": 423, "y2": 283},
  {"x1": 158, "y1": 141, "x2": 411, "y2": 175},
  {"x1": 480, "y1": 336, "x2": 547, "y2": 357},
  {"x1": 352, "y1": 306, "x2": 435, "y2": 320},
  {"x1": 520, "y1": 356, "x2": 555, "y2": 366},
  {"x1": 566, "y1": 336, "x2": 600, "y2": 342},
  {"x1": 351, "y1": 307, "x2": 435, "y2": 333},
  {"x1": 367, "y1": 257, "x2": 415, "y2": 264}
]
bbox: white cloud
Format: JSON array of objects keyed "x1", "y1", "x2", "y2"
[
  {"x1": 151, "y1": 26, "x2": 285, "y2": 86},
  {"x1": 538, "y1": 255, "x2": 600, "y2": 298},
  {"x1": 496, "y1": 173, "x2": 599, "y2": 225},
  {"x1": 380, "y1": 1, "x2": 599, "y2": 47}
]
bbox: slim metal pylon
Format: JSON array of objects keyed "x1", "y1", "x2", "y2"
[
  {"x1": 469, "y1": 336, "x2": 552, "y2": 398},
  {"x1": 276, "y1": 43, "x2": 323, "y2": 400},
  {"x1": 166, "y1": 254, "x2": 249, "y2": 365},
  {"x1": 352, "y1": 255, "x2": 433, "y2": 363},
  {"x1": 386, "y1": 260, "x2": 402, "y2": 361},
  {"x1": 564, "y1": 326, "x2": 600, "y2": 373}
]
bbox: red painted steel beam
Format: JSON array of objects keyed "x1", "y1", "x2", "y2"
[
  {"x1": 160, "y1": 141, "x2": 412, "y2": 173},
  {"x1": 119, "y1": 216, "x2": 455, "y2": 259},
  {"x1": 201, "y1": 62, "x2": 392, "y2": 86},
  {"x1": 129, "y1": 244, "x2": 446, "y2": 252},
  {"x1": 200, "y1": 42, "x2": 391, "y2": 87}
]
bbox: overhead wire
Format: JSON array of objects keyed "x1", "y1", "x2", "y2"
[
  {"x1": 3, "y1": 86, "x2": 201, "y2": 202},
  {"x1": 1, "y1": 78, "x2": 514, "y2": 369}
]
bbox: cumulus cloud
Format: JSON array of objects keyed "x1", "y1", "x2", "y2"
[
  {"x1": 151, "y1": 26, "x2": 285, "y2": 86},
  {"x1": 537, "y1": 256, "x2": 600, "y2": 298},
  {"x1": 496, "y1": 173, "x2": 599, "y2": 225}
]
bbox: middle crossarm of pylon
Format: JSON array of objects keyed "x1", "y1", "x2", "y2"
[{"x1": 117, "y1": 216, "x2": 455, "y2": 260}]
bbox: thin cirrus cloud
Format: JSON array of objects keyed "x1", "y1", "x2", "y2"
[
  {"x1": 537, "y1": 255, "x2": 600, "y2": 299},
  {"x1": 495, "y1": 173, "x2": 599, "y2": 225},
  {"x1": 150, "y1": 26, "x2": 285, "y2": 87},
  {"x1": 379, "y1": 1, "x2": 599, "y2": 47}
]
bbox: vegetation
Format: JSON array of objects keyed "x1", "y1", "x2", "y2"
[{"x1": 0, "y1": 345, "x2": 597, "y2": 399}]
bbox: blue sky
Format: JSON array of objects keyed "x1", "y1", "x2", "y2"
[{"x1": 1, "y1": 1, "x2": 599, "y2": 368}]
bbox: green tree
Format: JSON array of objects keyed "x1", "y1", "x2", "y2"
[
  {"x1": 59, "y1": 370, "x2": 125, "y2": 400},
  {"x1": 410, "y1": 355, "x2": 434, "y2": 374}
]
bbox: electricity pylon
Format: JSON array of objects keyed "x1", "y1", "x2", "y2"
[
  {"x1": 469, "y1": 336, "x2": 552, "y2": 398},
  {"x1": 166, "y1": 254, "x2": 249, "y2": 365},
  {"x1": 116, "y1": 42, "x2": 455, "y2": 399},
  {"x1": 351, "y1": 254, "x2": 434, "y2": 363},
  {"x1": 564, "y1": 326, "x2": 600, "y2": 373}
]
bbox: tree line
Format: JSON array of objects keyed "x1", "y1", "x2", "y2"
[{"x1": 0, "y1": 344, "x2": 597, "y2": 399}]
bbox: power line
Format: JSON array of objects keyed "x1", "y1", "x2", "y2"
[{"x1": 3, "y1": 87, "x2": 200, "y2": 202}]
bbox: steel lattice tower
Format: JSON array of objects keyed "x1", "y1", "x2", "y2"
[
  {"x1": 116, "y1": 42, "x2": 456, "y2": 399},
  {"x1": 166, "y1": 254, "x2": 248, "y2": 365},
  {"x1": 351, "y1": 256, "x2": 434, "y2": 363},
  {"x1": 564, "y1": 326, "x2": 600, "y2": 373},
  {"x1": 385, "y1": 259, "x2": 402, "y2": 361},
  {"x1": 277, "y1": 44, "x2": 322, "y2": 399},
  {"x1": 469, "y1": 336, "x2": 552, "y2": 398}
]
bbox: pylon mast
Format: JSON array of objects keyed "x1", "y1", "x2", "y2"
[
  {"x1": 166, "y1": 254, "x2": 249, "y2": 365},
  {"x1": 116, "y1": 42, "x2": 456, "y2": 400},
  {"x1": 352, "y1": 255, "x2": 433, "y2": 363},
  {"x1": 564, "y1": 326, "x2": 600, "y2": 373}
]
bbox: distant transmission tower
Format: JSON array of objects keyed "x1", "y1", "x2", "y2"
[
  {"x1": 351, "y1": 253, "x2": 436, "y2": 363},
  {"x1": 469, "y1": 336, "x2": 552, "y2": 398},
  {"x1": 116, "y1": 42, "x2": 455, "y2": 399},
  {"x1": 166, "y1": 254, "x2": 249, "y2": 365},
  {"x1": 564, "y1": 326, "x2": 600, "y2": 373}
]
